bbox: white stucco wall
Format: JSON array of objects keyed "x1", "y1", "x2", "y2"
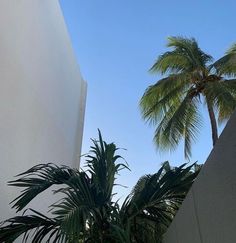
[
  {"x1": 164, "y1": 110, "x2": 236, "y2": 243},
  {"x1": 0, "y1": 0, "x2": 86, "y2": 222}
]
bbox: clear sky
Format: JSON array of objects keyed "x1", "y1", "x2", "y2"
[{"x1": 60, "y1": 0, "x2": 236, "y2": 199}]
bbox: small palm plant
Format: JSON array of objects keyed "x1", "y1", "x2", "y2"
[
  {"x1": 0, "y1": 131, "x2": 200, "y2": 242},
  {"x1": 140, "y1": 37, "x2": 236, "y2": 158}
]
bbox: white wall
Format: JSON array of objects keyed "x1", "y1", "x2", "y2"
[
  {"x1": 0, "y1": 0, "x2": 86, "y2": 222},
  {"x1": 164, "y1": 110, "x2": 236, "y2": 243}
]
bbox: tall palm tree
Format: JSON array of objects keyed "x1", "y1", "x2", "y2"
[
  {"x1": 0, "y1": 131, "x2": 199, "y2": 243},
  {"x1": 140, "y1": 37, "x2": 236, "y2": 158}
]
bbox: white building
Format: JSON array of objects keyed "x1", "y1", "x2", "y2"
[{"x1": 0, "y1": 0, "x2": 86, "y2": 221}]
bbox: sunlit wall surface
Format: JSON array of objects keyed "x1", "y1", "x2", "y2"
[{"x1": 0, "y1": 0, "x2": 86, "y2": 223}]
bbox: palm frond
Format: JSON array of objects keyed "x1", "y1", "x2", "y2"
[
  {"x1": 150, "y1": 36, "x2": 212, "y2": 75},
  {"x1": 0, "y1": 209, "x2": 63, "y2": 243},
  {"x1": 212, "y1": 43, "x2": 236, "y2": 77},
  {"x1": 9, "y1": 164, "x2": 79, "y2": 212},
  {"x1": 150, "y1": 50, "x2": 192, "y2": 74},
  {"x1": 183, "y1": 99, "x2": 202, "y2": 158},
  {"x1": 85, "y1": 130, "x2": 129, "y2": 204},
  {"x1": 153, "y1": 93, "x2": 202, "y2": 159},
  {"x1": 51, "y1": 172, "x2": 94, "y2": 240},
  {"x1": 226, "y1": 43, "x2": 236, "y2": 55},
  {"x1": 140, "y1": 73, "x2": 190, "y2": 125},
  {"x1": 167, "y1": 36, "x2": 213, "y2": 67},
  {"x1": 121, "y1": 163, "x2": 200, "y2": 242},
  {"x1": 204, "y1": 80, "x2": 236, "y2": 123}
]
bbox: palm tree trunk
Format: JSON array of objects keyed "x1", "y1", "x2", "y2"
[{"x1": 206, "y1": 101, "x2": 218, "y2": 146}]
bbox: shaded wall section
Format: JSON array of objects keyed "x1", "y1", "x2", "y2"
[
  {"x1": 164, "y1": 110, "x2": 236, "y2": 243},
  {"x1": 0, "y1": 0, "x2": 86, "y2": 222}
]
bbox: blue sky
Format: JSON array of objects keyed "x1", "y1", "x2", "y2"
[{"x1": 60, "y1": 0, "x2": 236, "y2": 198}]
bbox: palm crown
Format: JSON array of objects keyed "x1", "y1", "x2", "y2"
[
  {"x1": 140, "y1": 36, "x2": 236, "y2": 158},
  {"x1": 0, "y1": 131, "x2": 199, "y2": 242}
]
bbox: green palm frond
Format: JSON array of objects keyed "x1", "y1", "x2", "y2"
[
  {"x1": 85, "y1": 130, "x2": 129, "y2": 204},
  {"x1": 9, "y1": 164, "x2": 79, "y2": 212},
  {"x1": 108, "y1": 224, "x2": 131, "y2": 243},
  {"x1": 150, "y1": 36, "x2": 212, "y2": 75},
  {"x1": 121, "y1": 163, "x2": 193, "y2": 219},
  {"x1": 140, "y1": 73, "x2": 190, "y2": 125},
  {"x1": 0, "y1": 209, "x2": 63, "y2": 243},
  {"x1": 51, "y1": 172, "x2": 94, "y2": 240},
  {"x1": 226, "y1": 43, "x2": 236, "y2": 54},
  {"x1": 6, "y1": 165, "x2": 93, "y2": 242},
  {"x1": 150, "y1": 50, "x2": 192, "y2": 74},
  {"x1": 213, "y1": 43, "x2": 236, "y2": 76},
  {"x1": 167, "y1": 36, "x2": 213, "y2": 67},
  {"x1": 121, "y1": 163, "x2": 199, "y2": 242},
  {"x1": 204, "y1": 81, "x2": 236, "y2": 123},
  {"x1": 153, "y1": 93, "x2": 202, "y2": 159},
  {"x1": 183, "y1": 99, "x2": 202, "y2": 158}
]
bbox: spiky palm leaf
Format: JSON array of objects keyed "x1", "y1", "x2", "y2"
[
  {"x1": 140, "y1": 36, "x2": 236, "y2": 158},
  {"x1": 213, "y1": 43, "x2": 236, "y2": 76},
  {"x1": 0, "y1": 209, "x2": 63, "y2": 243},
  {"x1": 0, "y1": 132, "x2": 200, "y2": 242},
  {"x1": 120, "y1": 161, "x2": 200, "y2": 243},
  {"x1": 0, "y1": 131, "x2": 128, "y2": 242}
]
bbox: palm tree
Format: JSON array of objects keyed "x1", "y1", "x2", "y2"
[
  {"x1": 140, "y1": 37, "x2": 236, "y2": 158},
  {"x1": 0, "y1": 131, "x2": 199, "y2": 242}
]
